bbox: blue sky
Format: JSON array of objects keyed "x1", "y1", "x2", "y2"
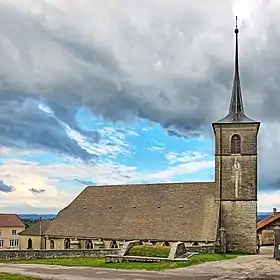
[
  {"x1": 0, "y1": 0, "x2": 280, "y2": 213},
  {"x1": 76, "y1": 108, "x2": 214, "y2": 179},
  {"x1": 0, "y1": 106, "x2": 215, "y2": 214}
]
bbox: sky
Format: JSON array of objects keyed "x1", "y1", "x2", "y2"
[{"x1": 0, "y1": 0, "x2": 279, "y2": 213}]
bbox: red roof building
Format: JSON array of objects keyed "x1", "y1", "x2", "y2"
[
  {"x1": 0, "y1": 214, "x2": 25, "y2": 228},
  {"x1": 0, "y1": 214, "x2": 26, "y2": 250},
  {"x1": 257, "y1": 208, "x2": 279, "y2": 246}
]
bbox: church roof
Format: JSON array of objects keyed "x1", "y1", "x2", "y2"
[
  {"x1": 214, "y1": 17, "x2": 258, "y2": 124},
  {"x1": 19, "y1": 219, "x2": 52, "y2": 236},
  {"x1": 46, "y1": 182, "x2": 219, "y2": 242}
]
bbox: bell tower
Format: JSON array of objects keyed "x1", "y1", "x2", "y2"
[{"x1": 212, "y1": 17, "x2": 260, "y2": 253}]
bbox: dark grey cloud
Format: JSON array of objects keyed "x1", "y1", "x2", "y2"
[
  {"x1": 29, "y1": 188, "x2": 46, "y2": 194},
  {"x1": 167, "y1": 129, "x2": 203, "y2": 139},
  {"x1": 75, "y1": 179, "x2": 95, "y2": 186},
  {"x1": 0, "y1": 95, "x2": 98, "y2": 163},
  {"x1": 0, "y1": 1, "x2": 279, "y2": 190},
  {"x1": 0, "y1": 180, "x2": 14, "y2": 192}
]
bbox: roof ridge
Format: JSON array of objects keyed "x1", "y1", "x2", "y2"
[{"x1": 86, "y1": 181, "x2": 215, "y2": 189}]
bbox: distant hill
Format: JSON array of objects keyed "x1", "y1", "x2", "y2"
[
  {"x1": 18, "y1": 214, "x2": 56, "y2": 228},
  {"x1": 18, "y1": 214, "x2": 56, "y2": 220},
  {"x1": 257, "y1": 212, "x2": 272, "y2": 222},
  {"x1": 17, "y1": 212, "x2": 270, "y2": 225}
]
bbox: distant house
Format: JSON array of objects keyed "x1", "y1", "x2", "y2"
[
  {"x1": 19, "y1": 219, "x2": 52, "y2": 250},
  {"x1": 257, "y1": 208, "x2": 280, "y2": 245},
  {"x1": 0, "y1": 214, "x2": 26, "y2": 250}
]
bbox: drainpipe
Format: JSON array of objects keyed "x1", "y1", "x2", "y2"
[
  {"x1": 219, "y1": 124, "x2": 223, "y2": 229},
  {"x1": 39, "y1": 217, "x2": 42, "y2": 249}
]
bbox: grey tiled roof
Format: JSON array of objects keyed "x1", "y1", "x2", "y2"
[
  {"x1": 46, "y1": 182, "x2": 219, "y2": 242},
  {"x1": 19, "y1": 219, "x2": 52, "y2": 236}
]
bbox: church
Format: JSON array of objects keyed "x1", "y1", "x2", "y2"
[{"x1": 44, "y1": 20, "x2": 260, "y2": 254}]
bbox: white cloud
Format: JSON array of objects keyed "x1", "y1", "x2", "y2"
[
  {"x1": 0, "y1": 0, "x2": 278, "y2": 188},
  {"x1": 165, "y1": 151, "x2": 207, "y2": 165},
  {"x1": 0, "y1": 147, "x2": 40, "y2": 155},
  {"x1": 0, "y1": 0, "x2": 279, "y2": 213},
  {"x1": 0, "y1": 152, "x2": 213, "y2": 213},
  {"x1": 258, "y1": 192, "x2": 280, "y2": 212},
  {"x1": 0, "y1": 160, "x2": 72, "y2": 214},
  {"x1": 63, "y1": 124, "x2": 134, "y2": 161},
  {"x1": 0, "y1": 0, "x2": 241, "y2": 98},
  {"x1": 139, "y1": 160, "x2": 213, "y2": 182},
  {"x1": 147, "y1": 146, "x2": 166, "y2": 152},
  {"x1": 0, "y1": 147, "x2": 271, "y2": 213}
]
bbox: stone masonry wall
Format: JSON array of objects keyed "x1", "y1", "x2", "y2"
[
  {"x1": 213, "y1": 124, "x2": 259, "y2": 156},
  {"x1": 219, "y1": 155, "x2": 257, "y2": 200},
  {"x1": 0, "y1": 249, "x2": 120, "y2": 260},
  {"x1": 213, "y1": 123, "x2": 258, "y2": 254},
  {"x1": 213, "y1": 124, "x2": 258, "y2": 201},
  {"x1": 222, "y1": 201, "x2": 257, "y2": 253}
]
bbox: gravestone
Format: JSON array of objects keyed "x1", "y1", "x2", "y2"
[{"x1": 168, "y1": 242, "x2": 186, "y2": 259}]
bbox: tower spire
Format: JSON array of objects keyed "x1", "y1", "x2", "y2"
[
  {"x1": 229, "y1": 16, "x2": 244, "y2": 117},
  {"x1": 214, "y1": 16, "x2": 257, "y2": 124}
]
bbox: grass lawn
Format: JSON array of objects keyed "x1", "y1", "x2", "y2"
[
  {"x1": 0, "y1": 273, "x2": 41, "y2": 280},
  {"x1": 127, "y1": 245, "x2": 170, "y2": 258},
  {"x1": 1, "y1": 253, "x2": 238, "y2": 271}
]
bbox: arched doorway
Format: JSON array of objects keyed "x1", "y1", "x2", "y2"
[
  {"x1": 27, "y1": 238, "x2": 32, "y2": 249},
  {"x1": 64, "y1": 238, "x2": 70, "y2": 249},
  {"x1": 110, "y1": 240, "x2": 118, "y2": 248},
  {"x1": 86, "y1": 240, "x2": 93, "y2": 249},
  {"x1": 50, "y1": 240, "x2": 55, "y2": 249}
]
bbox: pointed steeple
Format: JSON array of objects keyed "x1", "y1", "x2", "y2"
[
  {"x1": 229, "y1": 16, "x2": 244, "y2": 116},
  {"x1": 215, "y1": 16, "x2": 257, "y2": 124}
]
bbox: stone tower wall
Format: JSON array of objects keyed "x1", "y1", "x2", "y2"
[
  {"x1": 221, "y1": 201, "x2": 257, "y2": 253},
  {"x1": 213, "y1": 123, "x2": 259, "y2": 253}
]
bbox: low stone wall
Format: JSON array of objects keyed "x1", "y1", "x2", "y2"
[
  {"x1": 119, "y1": 240, "x2": 142, "y2": 256},
  {"x1": 185, "y1": 245, "x2": 217, "y2": 254},
  {"x1": 0, "y1": 249, "x2": 120, "y2": 260},
  {"x1": 105, "y1": 255, "x2": 185, "y2": 263}
]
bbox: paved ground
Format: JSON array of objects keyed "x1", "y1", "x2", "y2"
[{"x1": 0, "y1": 246, "x2": 279, "y2": 280}]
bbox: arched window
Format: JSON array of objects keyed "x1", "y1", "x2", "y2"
[
  {"x1": 231, "y1": 134, "x2": 241, "y2": 154},
  {"x1": 27, "y1": 238, "x2": 33, "y2": 249},
  {"x1": 86, "y1": 240, "x2": 93, "y2": 249},
  {"x1": 110, "y1": 240, "x2": 118, "y2": 248},
  {"x1": 50, "y1": 240, "x2": 55, "y2": 249},
  {"x1": 64, "y1": 238, "x2": 70, "y2": 249},
  {"x1": 162, "y1": 241, "x2": 170, "y2": 247}
]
